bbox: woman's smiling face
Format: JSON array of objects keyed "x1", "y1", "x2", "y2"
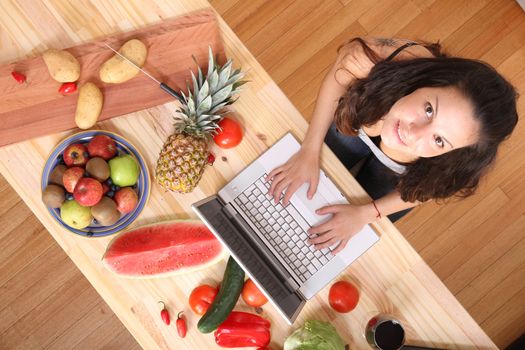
[{"x1": 380, "y1": 86, "x2": 480, "y2": 160}]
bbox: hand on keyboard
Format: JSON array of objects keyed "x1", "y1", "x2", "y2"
[
  {"x1": 236, "y1": 175, "x2": 335, "y2": 282},
  {"x1": 266, "y1": 149, "x2": 320, "y2": 206},
  {"x1": 307, "y1": 203, "x2": 372, "y2": 254}
]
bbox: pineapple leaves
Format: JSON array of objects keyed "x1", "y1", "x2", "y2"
[
  {"x1": 207, "y1": 46, "x2": 215, "y2": 80},
  {"x1": 175, "y1": 47, "x2": 246, "y2": 135},
  {"x1": 226, "y1": 69, "x2": 245, "y2": 86},
  {"x1": 191, "y1": 72, "x2": 199, "y2": 100},
  {"x1": 196, "y1": 95, "x2": 212, "y2": 116},
  {"x1": 197, "y1": 67, "x2": 204, "y2": 88},
  {"x1": 218, "y1": 60, "x2": 233, "y2": 87},
  {"x1": 209, "y1": 101, "x2": 229, "y2": 115},
  {"x1": 197, "y1": 80, "x2": 209, "y2": 106},
  {"x1": 208, "y1": 70, "x2": 219, "y2": 94},
  {"x1": 212, "y1": 85, "x2": 233, "y2": 108},
  {"x1": 186, "y1": 92, "x2": 196, "y2": 117}
]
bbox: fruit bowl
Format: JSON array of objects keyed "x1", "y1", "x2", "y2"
[{"x1": 41, "y1": 130, "x2": 150, "y2": 237}]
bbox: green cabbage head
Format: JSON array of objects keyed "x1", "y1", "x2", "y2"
[{"x1": 284, "y1": 320, "x2": 346, "y2": 350}]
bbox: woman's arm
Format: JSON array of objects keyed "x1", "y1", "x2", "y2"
[
  {"x1": 373, "y1": 191, "x2": 421, "y2": 219},
  {"x1": 268, "y1": 38, "x2": 434, "y2": 204},
  {"x1": 301, "y1": 62, "x2": 348, "y2": 154},
  {"x1": 266, "y1": 60, "x2": 348, "y2": 204},
  {"x1": 302, "y1": 38, "x2": 391, "y2": 151},
  {"x1": 305, "y1": 37, "x2": 436, "y2": 150},
  {"x1": 308, "y1": 191, "x2": 420, "y2": 254},
  {"x1": 267, "y1": 39, "x2": 381, "y2": 203}
]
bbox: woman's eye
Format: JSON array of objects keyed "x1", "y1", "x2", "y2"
[
  {"x1": 435, "y1": 136, "x2": 445, "y2": 148},
  {"x1": 425, "y1": 103, "x2": 434, "y2": 118}
]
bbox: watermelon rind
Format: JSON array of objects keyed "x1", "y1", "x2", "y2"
[{"x1": 102, "y1": 219, "x2": 226, "y2": 279}]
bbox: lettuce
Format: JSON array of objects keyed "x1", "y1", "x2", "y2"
[{"x1": 284, "y1": 320, "x2": 346, "y2": 350}]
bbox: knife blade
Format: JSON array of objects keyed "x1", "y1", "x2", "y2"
[{"x1": 103, "y1": 42, "x2": 184, "y2": 102}]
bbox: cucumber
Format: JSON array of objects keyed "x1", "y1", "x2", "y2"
[{"x1": 197, "y1": 256, "x2": 245, "y2": 333}]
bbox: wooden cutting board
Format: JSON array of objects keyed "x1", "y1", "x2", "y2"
[{"x1": 0, "y1": 9, "x2": 225, "y2": 147}]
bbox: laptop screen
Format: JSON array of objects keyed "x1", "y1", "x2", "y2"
[{"x1": 193, "y1": 195, "x2": 305, "y2": 324}]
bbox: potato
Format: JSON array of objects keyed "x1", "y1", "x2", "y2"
[
  {"x1": 42, "y1": 49, "x2": 80, "y2": 82},
  {"x1": 99, "y1": 39, "x2": 147, "y2": 83},
  {"x1": 75, "y1": 82, "x2": 103, "y2": 130}
]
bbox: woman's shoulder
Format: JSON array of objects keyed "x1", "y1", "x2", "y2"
[{"x1": 334, "y1": 37, "x2": 439, "y2": 85}]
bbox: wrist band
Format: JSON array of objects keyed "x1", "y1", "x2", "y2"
[{"x1": 372, "y1": 200, "x2": 382, "y2": 219}]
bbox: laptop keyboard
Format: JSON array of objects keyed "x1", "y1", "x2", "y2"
[{"x1": 234, "y1": 175, "x2": 335, "y2": 283}]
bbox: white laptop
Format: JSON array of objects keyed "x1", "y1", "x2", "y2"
[{"x1": 192, "y1": 132, "x2": 379, "y2": 324}]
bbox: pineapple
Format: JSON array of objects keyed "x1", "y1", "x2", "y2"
[{"x1": 155, "y1": 47, "x2": 245, "y2": 193}]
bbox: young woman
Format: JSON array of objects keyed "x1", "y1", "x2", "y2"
[{"x1": 266, "y1": 37, "x2": 518, "y2": 254}]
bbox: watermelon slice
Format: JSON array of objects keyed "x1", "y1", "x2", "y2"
[{"x1": 102, "y1": 220, "x2": 225, "y2": 278}]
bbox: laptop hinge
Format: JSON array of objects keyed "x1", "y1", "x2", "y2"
[{"x1": 223, "y1": 203, "x2": 301, "y2": 292}]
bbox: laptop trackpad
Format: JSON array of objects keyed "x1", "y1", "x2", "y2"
[{"x1": 290, "y1": 183, "x2": 331, "y2": 226}]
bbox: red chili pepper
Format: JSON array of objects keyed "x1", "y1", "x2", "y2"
[
  {"x1": 159, "y1": 301, "x2": 170, "y2": 325},
  {"x1": 207, "y1": 153, "x2": 215, "y2": 165},
  {"x1": 176, "y1": 311, "x2": 187, "y2": 338},
  {"x1": 11, "y1": 71, "x2": 26, "y2": 84},
  {"x1": 59, "y1": 82, "x2": 77, "y2": 95},
  {"x1": 214, "y1": 311, "x2": 271, "y2": 348}
]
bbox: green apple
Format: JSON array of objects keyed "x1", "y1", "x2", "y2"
[
  {"x1": 109, "y1": 154, "x2": 140, "y2": 187},
  {"x1": 61, "y1": 200, "x2": 93, "y2": 229}
]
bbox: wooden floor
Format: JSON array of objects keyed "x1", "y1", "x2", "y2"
[{"x1": 1, "y1": 0, "x2": 524, "y2": 349}]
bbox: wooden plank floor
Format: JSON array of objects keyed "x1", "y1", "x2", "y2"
[{"x1": 1, "y1": 0, "x2": 524, "y2": 348}]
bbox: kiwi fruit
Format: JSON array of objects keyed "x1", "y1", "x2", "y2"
[
  {"x1": 49, "y1": 164, "x2": 67, "y2": 186},
  {"x1": 42, "y1": 184, "x2": 66, "y2": 208},
  {"x1": 91, "y1": 196, "x2": 120, "y2": 226},
  {"x1": 86, "y1": 157, "x2": 110, "y2": 182}
]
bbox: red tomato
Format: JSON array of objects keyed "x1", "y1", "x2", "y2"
[
  {"x1": 189, "y1": 284, "x2": 219, "y2": 315},
  {"x1": 241, "y1": 279, "x2": 268, "y2": 307},
  {"x1": 328, "y1": 280, "x2": 359, "y2": 313},
  {"x1": 213, "y1": 117, "x2": 243, "y2": 149}
]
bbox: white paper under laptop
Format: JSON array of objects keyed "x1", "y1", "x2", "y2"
[{"x1": 193, "y1": 132, "x2": 379, "y2": 324}]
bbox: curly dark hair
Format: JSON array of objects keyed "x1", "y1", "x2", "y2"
[{"x1": 334, "y1": 39, "x2": 518, "y2": 202}]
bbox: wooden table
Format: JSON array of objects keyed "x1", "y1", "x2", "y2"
[{"x1": 0, "y1": 1, "x2": 497, "y2": 349}]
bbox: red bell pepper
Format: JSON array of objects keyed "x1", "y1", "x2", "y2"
[{"x1": 214, "y1": 311, "x2": 271, "y2": 348}]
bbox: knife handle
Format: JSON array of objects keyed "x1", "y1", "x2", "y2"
[{"x1": 160, "y1": 83, "x2": 184, "y2": 102}]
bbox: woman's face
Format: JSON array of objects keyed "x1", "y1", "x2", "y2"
[{"x1": 381, "y1": 86, "x2": 480, "y2": 159}]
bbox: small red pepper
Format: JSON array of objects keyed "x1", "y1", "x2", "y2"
[
  {"x1": 11, "y1": 71, "x2": 26, "y2": 84},
  {"x1": 214, "y1": 311, "x2": 271, "y2": 348},
  {"x1": 159, "y1": 301, "x2": 170, "y2": 325},
  {"x1": 207, "y1": 153, "x2": 215, "y2": 165},
  {"x1": 59, "y1": 82, "x2": 77, "y2": 95},
  {"x1": 176, "y1": 311, "x2": 187, "y2": 338}
]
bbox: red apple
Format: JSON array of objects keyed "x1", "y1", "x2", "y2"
[
  {"x1": 87, "y1": 135, "x2": 117, "y2": 160},
  {"x1": 62, "y1": 167, "x2": 85, "y2": 193},
  {"x1": 73, "y1": 178, "x2": 103, "y2": 207},
  {"x1": 114, "y1": 187, "x2": 138, "y2": 214},
  {"x1": 63, "y1": 143, "x2": 89, "y2": 166}
]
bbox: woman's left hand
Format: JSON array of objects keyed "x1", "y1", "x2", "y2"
[{"x1": 307, "y1": 204, "x2": 375, "y2": 254}]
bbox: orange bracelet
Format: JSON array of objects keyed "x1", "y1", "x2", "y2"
[{"x1": 371, "y1": 200, "x2": 382, "y2": 219}]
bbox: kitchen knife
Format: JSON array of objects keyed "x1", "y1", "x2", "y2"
[{"x1": 103, "y1": 43, "x2": 184, "y2": 102}]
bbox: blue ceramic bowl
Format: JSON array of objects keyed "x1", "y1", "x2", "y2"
[{"x1": 41, "y1": 130, "x2": 150, "y2": 237}]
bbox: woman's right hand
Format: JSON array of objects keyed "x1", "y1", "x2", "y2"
[{"x1": 266, "y1": 148, "x2": 320, "y2": 206}]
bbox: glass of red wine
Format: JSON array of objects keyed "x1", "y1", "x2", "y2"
[{"x1": 365, "y1": 314, "x2": 405, "y2": 350}]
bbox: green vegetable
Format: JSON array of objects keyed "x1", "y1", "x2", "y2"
[
  {"x1": 197, "y1": 256, "x2": 245, "y2": 333},
  {"x1": 284, "y1": 320, "x2": 346, "y2": 350}
]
